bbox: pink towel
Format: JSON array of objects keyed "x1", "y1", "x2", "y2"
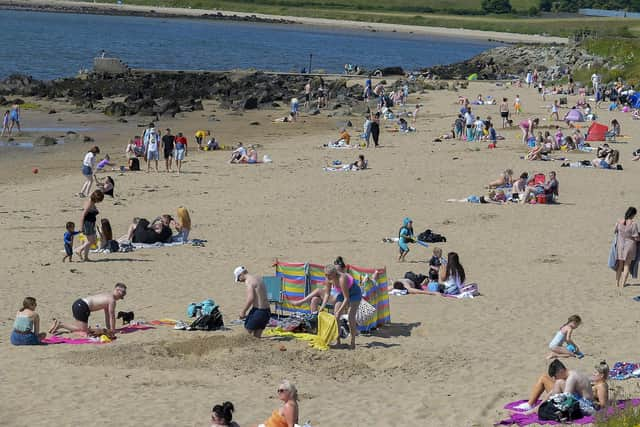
[{"x1": 42, "y1": 336, "x2": 103, "y2": 345}]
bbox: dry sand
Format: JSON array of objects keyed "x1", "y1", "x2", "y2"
[
  {"x1": 0, "y1": 80, "x2": 639, "y2": 427},
  {"x1": 2, "y1": 0, "x2": 568, "y2": 44}
]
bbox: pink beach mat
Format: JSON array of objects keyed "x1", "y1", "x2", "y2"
[
  {"x1": 42, "y1": 324, "x2": 155, "y2": 345},
  {"x1": 497, "y1": 399, "x2": 640, "y2": 426}
]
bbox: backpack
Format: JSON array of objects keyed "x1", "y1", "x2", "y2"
[
  {"x1": 538, "y1": 394, "x2": 582, "y2": 422},
  {"x1": 418, "y1": 229, "x2": 447, "y2": 243},
  {"x1": 189, "y1": 307, "x2": 224, "y2": 331},
  {"x1": 107, "y1": 240, "x2": 119, "y2": 253},
  {"x1": 404, "y1": 271, "x2": 427, "y2": 287},
  {"x1": 187, "y1": 299, "x2": 217, "y2": 318}
]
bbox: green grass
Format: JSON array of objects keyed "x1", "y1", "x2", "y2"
[
  {"x1": 574, "y1": 37, "x2": 640, "y2": 85},
  {"x1": 91, "y1": 0, "x2": 640, "y2": 38},
  {"x1": 595, "y1": 403, "x2": 640, "y2": 426}
]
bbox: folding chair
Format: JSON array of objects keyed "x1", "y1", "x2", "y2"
[{"x1": 263, "y1": 276, "x2": 284, "y2": 318}]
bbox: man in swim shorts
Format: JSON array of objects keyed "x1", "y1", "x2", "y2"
[
  {"x1": 235, "y1": 266, "x2": 270, "y2": 338},
  {"x1": 49, "y1": 283, "x2": 127, "y2": 337}
]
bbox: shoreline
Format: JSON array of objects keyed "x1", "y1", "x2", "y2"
[{"x1": 0, "y1": 0, "x2": 568, "y2": 44}]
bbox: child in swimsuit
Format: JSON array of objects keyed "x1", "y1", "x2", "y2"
[{"x1": 547, "y1": 314, "x2": 583, "y2": 359}]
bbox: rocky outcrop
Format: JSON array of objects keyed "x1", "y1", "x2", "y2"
[
  {"x1": 427, "y1": 44, "x2": 610, "y2": 81},
  {"x1": 0, "y1": 71, "x2": 376, "y2": 116}
]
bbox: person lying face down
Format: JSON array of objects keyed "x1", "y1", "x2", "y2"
[{"x1": 123, "y1": 215, "x2": 173, "y2": 244}]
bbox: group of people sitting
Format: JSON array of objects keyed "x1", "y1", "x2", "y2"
[
  {"x1": 119, "y1": 207, "x2": 191, "y2": 245},
  {"x1": 484, "y1": 169, "x2": 559, "y2": 204},
  {"x1": 229, "y1": 143, "x2": 259, "y2": 164},
  {"x1": 392, "y1": 248, "x2": 471, "y2": 296}
]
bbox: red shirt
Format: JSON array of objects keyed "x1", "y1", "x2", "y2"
[{"x1": 175, "y1": 136, "x2": 187, "y2": 149}]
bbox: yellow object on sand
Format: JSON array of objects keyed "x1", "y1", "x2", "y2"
[
  {"x1": 264, "y1": 311, "x2": 338, "y2": 351},
  {"x1": 99, "y1": 335, "x2": 112, "y2": 343},
  {"x1": 77, "y1": 234, "x2": 99, "y2": 250}
]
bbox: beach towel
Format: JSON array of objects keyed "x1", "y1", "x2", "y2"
[
  {"x1": 43, "y1": 324, "x2": 154, "y2": 344},
  {"x1": 497, "y1": 399, "x2": 640, "y2": 426},
  {"x1": 264, "y1": 312, "x2": 338, "y2": 350},
  {"x1": 609, "y1": 362, "x2": 640, "y2": 380},
  {"x1": 323, "y1": 165, "x2": 355, "y2": 172}
]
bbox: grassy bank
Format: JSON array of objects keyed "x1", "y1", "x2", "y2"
[
  {"x1": 91, "y1": 0, "x2": 640, "y2": 37},
  {"x1": 574, "y1": 37, "x2": 640, "y2": 85}
]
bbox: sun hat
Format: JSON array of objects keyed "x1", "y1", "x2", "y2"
[{"x1": 234, "y1": 266, "x2": 246, "y2": 282}]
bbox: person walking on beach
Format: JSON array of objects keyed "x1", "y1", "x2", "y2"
[
  {"x1": 144, "y1": 123, "x2": 160, "y2": 172},
  {"x1": 161, "y1": 128, "x2": 175, "y2": 172},
  {"x1": 234, "y1": 266, "x2": 270, "y2": 338},
  {"x1": 499, "y1": 98, "x2": 510, "y2": 128},
  {"x1": 464, "y1": 107, "x2": 475, "y2": 141},
  {"x1": 370, "y1": 112, "x2": 380, "y2": 147},
  {"x1": 174, "y1": 132, "x2": 187, "y2": 174},
  {"x1": 1, "y1": 110, "x2": 9, "y2": 137},
  {"x1": 79, "y1": 146, "x2": 100, "y2": 197},
  {"x1": 49, "y1": 283, "x2": 127, "y2": 338},
  {"x1": 304, "y1": 79, "x2": 312, "y2": 111},
  {"x1": 75, "y1": 190, "x2": 103, "y2": 262},
  {"x1": 8, "y1": 103, "x2": 21, "y2": 135},
  {"x1": 613, "y1": 207, "x2": 639, "y2": 289}
]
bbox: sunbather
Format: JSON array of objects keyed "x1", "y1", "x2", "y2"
[
  {"x1": 512, "y1": 360, "x2": 568, "y2": 411},
  {"x1": 487, "y1": 169, "x2": 513, "y2": 188},
  {"x1": 591, "y1": 149, "x2": 619, "y2": 169},
  {"x1": 520, "y1": 171, "x2": 558, "y2": 204},
  {"x1": 391, "y1": 278, "x2": 440, "y2": 295},
  {"x1": 257, "y1": 380, "x2": 299, "y2": 427}
]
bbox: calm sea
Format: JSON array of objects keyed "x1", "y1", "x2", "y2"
[{"x1": 1, "y1": 9, "x2": 499, "y2": 80}]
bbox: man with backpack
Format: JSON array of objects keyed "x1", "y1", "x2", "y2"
[{"x1": 234, "y1": 266, "x2": 270, "y2": 338}]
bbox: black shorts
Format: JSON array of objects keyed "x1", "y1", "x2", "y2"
[
  {"x1": 305, "y1": 93, "x2": 310, "y2": 102},
  {"x1": 164, "y1": 150, "x2": 173, "y2": 159},
  {"x1": 195, "y1": 136, "x2": 203, "y2": 145},
  {"x1": 500, "y1": 111, "x2": 509, "y2": 118},
  {"x1": 64, "y1": 243, "x2": 73, "y2": 256},
  {"x1": 72, "y1": 299, "x2": 91, "y2": 323}
]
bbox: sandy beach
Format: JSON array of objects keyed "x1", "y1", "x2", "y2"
[
  {"x1": 0, "y1": 79, "x2": 639, "y2": 427},
  {"x1": 0, "y1": 0, "x2": 568, "y2": 44}
]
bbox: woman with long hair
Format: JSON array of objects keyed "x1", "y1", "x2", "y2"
[
  {"x1": 439, "y1": 252, "x2": 466, "y2": 295},
  {"x1": 614, "y1": 207, "x2": 639, "y2": 288}
]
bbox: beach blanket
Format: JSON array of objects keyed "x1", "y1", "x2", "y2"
[
  {"x1": 497, "y1": 399, "x2": 640, "y2": 426},
  {"x1": 324, "y1": 143, "x2": 356, "y2": 149},
  {"x1": 43, "y1": 324, "x2": 154, "y2": 344},
  {"x1": 609, "y1": 362, "x2": 640, "y2": 380},
  {"x1": 264, "y1": 312, "x2": 338, "y2": 351},
  {"x1": 323, "y1": 165, "x2": 356, "y2": 172}
]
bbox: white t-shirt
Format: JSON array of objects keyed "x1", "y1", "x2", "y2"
[
  {"x1": 591, "y1": 74, "x2": 600, "y2": 85},
  {"x1": 83, "y1": 152, "x2": 95, "y2": 168},
  {"x1": 464, "y1": 112, "x2": 474, "y2": 126}
]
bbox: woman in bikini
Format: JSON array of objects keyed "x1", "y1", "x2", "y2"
[{"x1": 520, "y1": 117, "x2": 539, "y2": 144}]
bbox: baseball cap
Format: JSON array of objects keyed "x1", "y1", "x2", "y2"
[{"x1": 233, "y1": 266, "x2": 246, "y2": 282}]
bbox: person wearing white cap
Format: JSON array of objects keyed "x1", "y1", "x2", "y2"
[{"x1": 234, "y1": 266, "x2": 270, "y2": 338}]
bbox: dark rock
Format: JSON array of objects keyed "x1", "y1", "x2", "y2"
[
  {"x1": 34, "y1": 135, "x2": 57, "y2": 146},
  {"x1": 243, "y1": 97, "x2": 258, "y2": 110},
  {"x1": 48, "y1": 109, "x2": 56, "y2": 114},
  {"x1": 104, "y1": 101, "x2": 128, "y2": 117},
  {"x1": 249, "y1": 121, "x2": 260, "y2": 125},
  {"x1": 380, "y1": 67, "x2": 404, "y2": 76}
]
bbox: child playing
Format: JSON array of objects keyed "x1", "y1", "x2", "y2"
[
  {"x1": 96, "y1": 155, "x2": 116, "y2": 171},
  {"x1": 550, "y1": 100, "x2": 560, "y2": 121},
  {"x1": 428, "y1": 247, "x2": 445, "y2": 279},
  {"x1": 62, "y1": 222, "x2": 80, "y2": 262},
  {"x1": 488, "y1": 123, "x2": 497, "y2": 146},
  {"x1": 514, "y1": 95, "x2": 522, "y2": 115},
  {"x1": 547, "y1": 315, "x2": 583, "y2": 359}
]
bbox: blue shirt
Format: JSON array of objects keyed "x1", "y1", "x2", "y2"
[{"x1": 64, "y1": 231, "x2": 80, "y2": 244}]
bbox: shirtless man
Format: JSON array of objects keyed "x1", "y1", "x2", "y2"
[
  {"x1": 49, "y1": 283, "x2": 127, "y2": 337},
  {"x1": 234, "y1": 266, "x2": 270, "y2": 338}
]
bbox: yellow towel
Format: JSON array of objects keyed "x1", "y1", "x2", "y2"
[{"x1": 265, "y1": 312, "x2": 338, "y2": 351}]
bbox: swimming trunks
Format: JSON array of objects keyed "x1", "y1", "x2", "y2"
[
  {"x1": 72, "y1": 298, "x2": 91, "y2": 323},
  {"x1": 244, "y1": 307, "x2": 271, "y2": 331}
]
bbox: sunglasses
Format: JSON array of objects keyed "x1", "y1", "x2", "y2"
[{"x1": 277, "y1": 388, "x2": 287, "y2": 394}]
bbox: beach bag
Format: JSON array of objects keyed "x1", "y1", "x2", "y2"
[
  {"x1": 129, "y1": 158, "x2": 140, "y2": 171},
  {"x1": 107, "y1": 240, "x2": 119, "y2": 253},
  {"x1": 538, "y1": 394, "x2": 582, "y2": 422},
  {"x1": 187, "y1": 299, "x2": 217, "y2": 317},
  {"x1": 190, "y1": 307, "x2": 224, "y2": 331},
  {"x1": 418, "y1": 229, "x2": 447, "y2": 243},
  {"x1": 355, "y1": 299, "x2": 376, "y2": 326}
]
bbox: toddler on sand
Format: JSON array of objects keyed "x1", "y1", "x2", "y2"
[{"x1": 62, "y1": 222, "x2": 80, "y2": 262}]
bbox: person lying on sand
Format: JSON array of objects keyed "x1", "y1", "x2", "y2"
[
  {"x1": 391, "y1": 278, "x2": 441, "y2": 295},
  {"x1": 272, "y1": 113, "x2": 295, "y2": 123},
  {"x1": 447, "y1": 190, "x2": 507, "y2": 204},
  {"x1": 486, "y1": 169, "x2": 513, "y2": 189},
  {"x1": 49, "y1": 283, "x2": 127, "y2": 338}
]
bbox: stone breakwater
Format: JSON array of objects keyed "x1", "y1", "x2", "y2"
[
  {"x1": 0, "y1": 72, "x2": 390, "y2": 117},
  {"x1": 428, "y1": 44, "x2": 610, "y2": 81}
]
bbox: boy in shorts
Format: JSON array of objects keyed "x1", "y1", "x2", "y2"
[{"x1": 62, "y1": 221, "x2": 80, "y2": 262}]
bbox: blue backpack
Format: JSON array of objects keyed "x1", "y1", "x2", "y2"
[{"x1": 187, "y1": 299, "x2": 217, "y2": 318}]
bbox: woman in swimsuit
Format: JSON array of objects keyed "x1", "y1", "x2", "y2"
[
  {"x1": 289, "y1": 256, "x2": 349, "y2": 311},
  {"x1": 519, "y1": 118, "x2": 539, "y2": 144},
  {"x1": 258, "y1": 380, "x2": 299, "y2": 427},
  {"x1": 75, "y1": 190, "x2": 104, "y2": 262},
  {"x1": 320, "y1": 264, "x2": 361, "y2": 349},
  {"x1": 487, "y1": 169, "x2": 513, "y2": 189},
  {"x1": 547, "y1": 314, "x2": 582, "y2": 359}
]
